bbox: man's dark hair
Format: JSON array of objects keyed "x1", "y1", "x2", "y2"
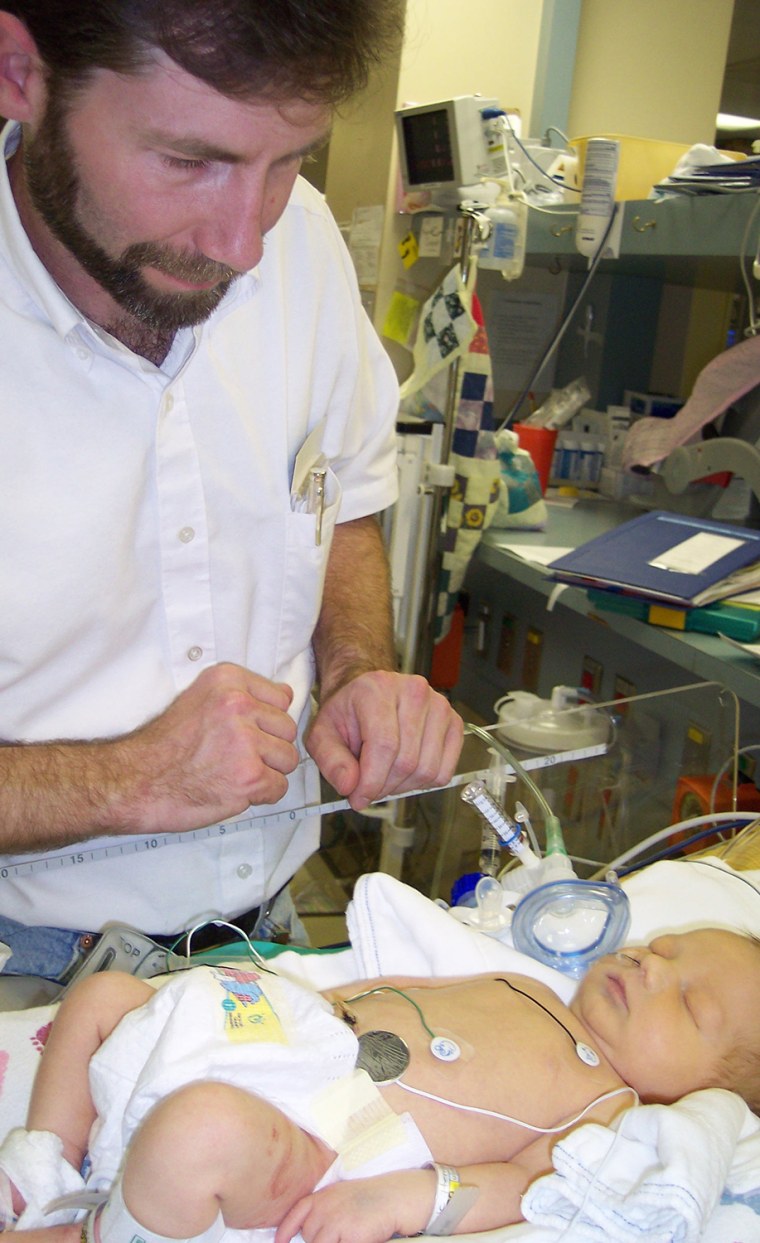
[{"x1": 4, "y1": 0, "x2": 404, "y2": 105}]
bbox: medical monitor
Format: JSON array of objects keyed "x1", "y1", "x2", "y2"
[{"x1": 396, "y1": 95, "x2": 500, "y2": 194}]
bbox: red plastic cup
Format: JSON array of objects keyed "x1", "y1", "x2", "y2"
[{"x1": 514, "y1": 424, "x2": 558, "y2": 494}]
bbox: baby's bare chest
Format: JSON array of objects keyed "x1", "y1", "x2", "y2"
[{"x1": 334, "y1": 978, "x2": 621, "y2": 1162}]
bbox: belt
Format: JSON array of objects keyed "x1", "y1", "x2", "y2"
[
  {"x1": 146, "y1": 881, "x2": 293, "y2": 953},
  {"x1": 147, "y1": 902, "x2": 269, "y2": 953}
]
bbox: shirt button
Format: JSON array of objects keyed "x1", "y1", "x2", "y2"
[
  {"x1": 178, "y1": 526, "x2": 195, "y2": 543},
  {"x1": 237, "y1": 864, "x2": 253, "y2": 879},
  {"x1": 164, "y1": 394, "x2": 174, "y2": 413},
  {"x1": 77, "y1": 348, "x2": 90, "y2": 361},
  {"x1": 187, "y1": 646, "x2": 203, "y2": 662}
]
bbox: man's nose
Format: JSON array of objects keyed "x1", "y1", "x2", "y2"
[{"x1": 195, "y1": 178, "x2": 268, "y2": 274}]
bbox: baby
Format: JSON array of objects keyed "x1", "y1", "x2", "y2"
[{"x1": 2, "y1": 926, "x2": 760, "y2": 1243}]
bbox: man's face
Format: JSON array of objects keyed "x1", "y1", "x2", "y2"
[
  {"x1": 19, "y1": 55, "x2": 331, "y2": 331},
  {"x1": 571, "y1": 928, "x2": 760, "y2": 1102}
]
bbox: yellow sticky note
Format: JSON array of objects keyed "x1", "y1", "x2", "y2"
[
  {"x1": 382, "y1": 290, "x2": 420, "y2": 346},
  {"x1": 398, "y1": 231, "x2": 419, "y2": 269}
]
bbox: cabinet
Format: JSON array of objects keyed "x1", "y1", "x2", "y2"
[{"x1": 523, "y1": 192, "x2": 758, "y2": 269}]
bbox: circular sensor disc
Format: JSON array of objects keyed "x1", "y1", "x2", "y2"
[{"x1": 356, "y1": 1030, "x2": 411, "y2": 1083}]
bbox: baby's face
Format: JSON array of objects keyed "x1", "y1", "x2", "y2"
[{"x1": 570, "y1": 928, "x2": 760, "y2": 1102}]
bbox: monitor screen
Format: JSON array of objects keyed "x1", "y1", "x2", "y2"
[{"x1": 400, "y1": 108, "x2": 455, "y2": 187}]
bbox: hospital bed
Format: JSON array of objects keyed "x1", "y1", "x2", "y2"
[{"x1": 2, "y1": 823, "x2": 760, "y2": 1243}]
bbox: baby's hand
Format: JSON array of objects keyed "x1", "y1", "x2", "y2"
[{"x1": 275, "y1": 1169, "x2": 435, "y2": 1243}]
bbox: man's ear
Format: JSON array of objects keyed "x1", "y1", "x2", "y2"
[{"x1": 0, "y1": 11, "x2": 45, "y2": 122}]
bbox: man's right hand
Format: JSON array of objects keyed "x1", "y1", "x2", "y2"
[
  {"x1": 0, "y1": 663, "x2": 299, "y2": 852},
  {"x1": 111, "y1": 663, "x2": 299, "y2": 833}
]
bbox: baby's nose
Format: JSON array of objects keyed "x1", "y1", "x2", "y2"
[{"x1": 637, "y1": 947, "x2": 677, "y2": 992}]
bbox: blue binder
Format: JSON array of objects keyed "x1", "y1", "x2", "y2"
[{"x1": 548, "y1": 510, "x2": 760, "y2": 607}]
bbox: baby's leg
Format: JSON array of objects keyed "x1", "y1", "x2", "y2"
[{"x1": 105, "y1": 1081, "x2": 335, "y2": 1240}]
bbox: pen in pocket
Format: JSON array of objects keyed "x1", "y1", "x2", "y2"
[{"x1": 307, "y1": 466, "x2": 327, "y2": 546}]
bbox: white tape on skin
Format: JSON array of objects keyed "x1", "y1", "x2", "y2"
[{"x1": 422, "y1": 1164, "x2": 479, "y2": 1236}]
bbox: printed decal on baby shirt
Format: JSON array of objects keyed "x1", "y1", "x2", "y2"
[{"x1": 212, "y1": 966, "x2": 287, "y2": 1044}]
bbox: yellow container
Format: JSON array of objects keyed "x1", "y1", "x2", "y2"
[{"x1": 570, "y1": 134, "x2": 691, "y2": 201}]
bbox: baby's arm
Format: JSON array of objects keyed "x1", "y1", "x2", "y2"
[
  {"x1": 12, "y1": 1227, "x2": 81, "y2": 1243},
  {"x1": 27, "y1": 971, "x2": 154, "y2": 1172},
  {"x1": 274, "y1": 1141, "x2": 554, "y2": 1243}
]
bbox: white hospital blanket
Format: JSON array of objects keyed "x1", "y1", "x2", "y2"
[{"x1": 523, "y1": 1088, "x2": 760, "y2": 1243}]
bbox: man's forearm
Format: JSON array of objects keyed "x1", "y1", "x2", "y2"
[
  {"x1": 312, "y1": 515, "x2": 396, "y2": 702},
  {"x1": 0, "y1": 664, "x2": 301, "y2": 853},
  {"x1": 0, "y1": 737, "x2": 129, "y2": 852}
]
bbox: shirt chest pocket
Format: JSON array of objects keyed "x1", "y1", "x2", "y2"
[{"x1": 273, "y1": 428, "x2": 342, "y2": 675}]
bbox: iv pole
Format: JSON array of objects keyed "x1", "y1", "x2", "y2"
[
  {"x1": 378, "y1": 206, "x2": 485, "y2": 875},
  {"x1": 379, "y1": 207, "x2": 486, "y2": 880},
  {"x1": 412, "y1": 207, "x2": 485, "y2": 679}
]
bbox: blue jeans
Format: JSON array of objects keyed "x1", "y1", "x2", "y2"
[{"x1": 0, "y1": 915, "x2": 88, "y2": 981}]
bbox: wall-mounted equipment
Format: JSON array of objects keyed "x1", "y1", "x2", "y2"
[{"x1": 395, "y1": 95, "x2": 499, "y2": 197}]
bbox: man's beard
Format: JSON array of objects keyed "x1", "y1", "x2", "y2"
[{"x1": 23, "y1": 93, "x2": 239, "y2": 332}]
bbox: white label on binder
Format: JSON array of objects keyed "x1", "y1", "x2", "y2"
[{"x1": 649, "y1": 532, "x2": 744, "y2": 574}]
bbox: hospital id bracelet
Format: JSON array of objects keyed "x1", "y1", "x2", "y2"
[{"x1": 421, "y1": 1163, "x2": 479, "y2": 1236}]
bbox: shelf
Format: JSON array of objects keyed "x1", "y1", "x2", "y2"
[
  {"x1": 477, "y1": 498, "x2": 760, "y2": 710},
  {"x1": 515, "y1": 192, "x2": 760, "y2": 286},
  {"x1": 525, "y1": 193, "x2": 758, "y2": 257}
]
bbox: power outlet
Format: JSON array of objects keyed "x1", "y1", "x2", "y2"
[
  {"x1": 497, "y1": 613, "x2": 516, "y2": 677},
  {"x1": 475, "y1": 603, "x2": 492, "y2": 657},
  {"x1": 522, "y1": 626, "x2": 543, "y2": 692},
  {"x1": 682, "y1": 720, "x2": 712, "y2": 774},
  {"x1": 581, "y1": 655, "x2": 602, "y2": 697},
  {"x1": 613, "y1": 674, "x2": 636, "y2": 715}
]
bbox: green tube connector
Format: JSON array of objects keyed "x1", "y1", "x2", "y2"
[{"x1": 544, "y1": 813, "x2": 567, "y2": 858}]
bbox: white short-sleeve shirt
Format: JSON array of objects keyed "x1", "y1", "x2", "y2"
[{"x1": 0, "y1": 123, "x2": 399, "y2": 932}]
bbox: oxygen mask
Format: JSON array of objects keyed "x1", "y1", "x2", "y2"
[{"x1": 459, "y1": 722, "x2": 629, "y2": 977}]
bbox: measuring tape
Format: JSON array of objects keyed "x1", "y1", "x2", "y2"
[{"x1": 0, "y1": 742, "x2": 607, "y2": 879}]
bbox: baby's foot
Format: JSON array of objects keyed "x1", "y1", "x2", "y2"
[
  {"x1": 0, "y1": 1167, "x2": 26, "y2": 1231},
  {"x1": 0, "y1": 1129, "x2": 85, "y2": 1229}
]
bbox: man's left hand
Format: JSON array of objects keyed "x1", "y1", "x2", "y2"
[{"x1": 305, "y1": 671, "x2": 463, "y2": 810}]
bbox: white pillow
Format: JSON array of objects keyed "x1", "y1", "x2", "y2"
[{"x1": 622, "y1": 856, "x2": 760, "y2": 945}]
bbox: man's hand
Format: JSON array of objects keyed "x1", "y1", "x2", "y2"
[
  {"x1": 305, "y1": 670, "x2": 463, "y2": 811},
  {"x1": 0, "y1": 663, "x2": 300, "y2": 851},
  {"x1": 111, "y1": 663, "x2": 299, "y2": 832}
]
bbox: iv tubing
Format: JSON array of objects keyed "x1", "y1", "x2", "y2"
[
  {"x1": 598, "y1": 811, "x2": 759, "y2": 875},
  {"x1": 497, "y1": 204, "x2": 619, "y2": 429}
]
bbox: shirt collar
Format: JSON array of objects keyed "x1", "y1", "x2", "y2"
[{"x1": 0, "y1": 120, "x2": 260, "y2": 356}]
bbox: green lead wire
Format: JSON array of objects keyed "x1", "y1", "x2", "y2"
[{"x1": 342, "y1": 985, "x2": 437, "y2": 1040}]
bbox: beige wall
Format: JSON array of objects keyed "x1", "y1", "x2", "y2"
[
  {"x1": 568, "y1": 0, "x2": 734, "y2": 143},
  {"x1": 397, "y1": 0, "x2": 544, "y2": 120}
]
